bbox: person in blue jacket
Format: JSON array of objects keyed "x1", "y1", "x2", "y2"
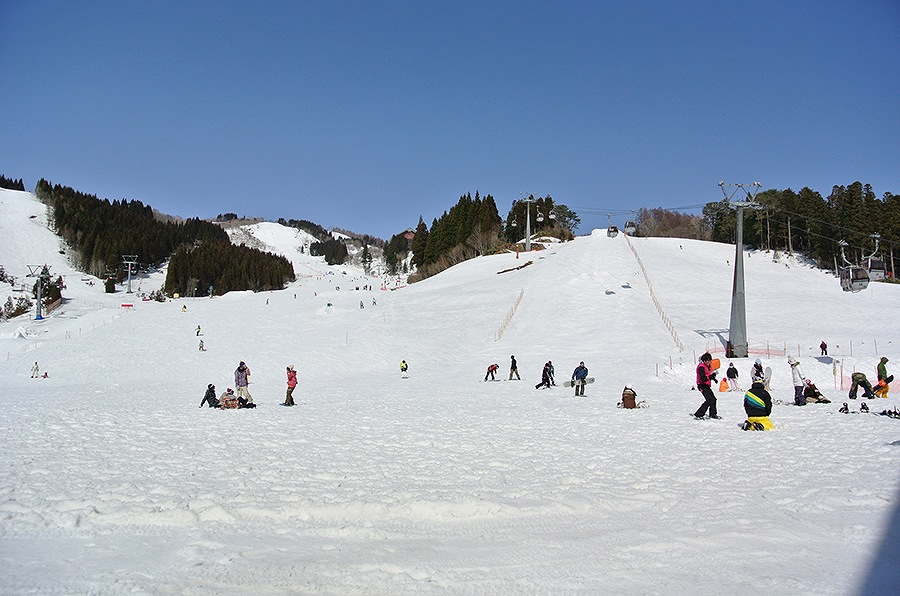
[{"x1": 572, "y1": 361, "x2": 589, "y2": 396}]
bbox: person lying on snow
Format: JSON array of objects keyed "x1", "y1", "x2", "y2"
[{"x1": 802, "y1": 379, "x2": 831, "y2": 404}]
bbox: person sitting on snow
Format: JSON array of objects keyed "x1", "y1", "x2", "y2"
[
  {"x1": 742, "y1": 380, "x2": 773, "y2": 430},
  {"x1": 200, "y1": 383, "x2": 220, "y2": 408},
  {"x1": 619, "y1": 386, "x2": 638, "y2": 409},
  {"x1": 219, "y1": 388, "x2": 239, "y2": 409},
  {"x1": 802, "y1": 379, "x2": 831, "y2": 404}
]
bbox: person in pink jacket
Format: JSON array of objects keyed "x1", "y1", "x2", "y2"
[{"x1": 284, "y1": 365, "x2": 298, "y2": 406}]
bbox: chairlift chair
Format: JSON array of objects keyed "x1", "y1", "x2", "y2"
[
  {"x1": 864, "y1": 256, "x2": 886, "y2": 281},
  {"x1": 839, "y1": 266, "x2": 869, "y2": 293}
]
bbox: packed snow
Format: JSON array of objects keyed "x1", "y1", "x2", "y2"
[{"x1": 1, "y1": 187, "x2": 898, "y2": 595}]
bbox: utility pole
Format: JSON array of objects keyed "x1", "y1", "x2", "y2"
[
  {"x1": 719, "y1": 181, "x2": 762, "y2": 358},
  {"x1": 26, "y1": 264, "x2": 51, "y2": 320},
  {"x1": 122, "y1": 255, "x2": 138, "y2": 293}
]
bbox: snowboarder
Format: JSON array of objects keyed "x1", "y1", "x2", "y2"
[
  {"x1": 360, "y1": 300, "x2": 364, "y2": 309},
  {"x1": 571, "y1": 361, "x2": 589, "y2": 396},
  {"x1": 875, "y1": 357, "x2": 890, "y2": 398},
  {"x1": 751, "y1": 359, "x2": 765, "y2": 384},
  {"x1": 509, "y1": 355, "x2": 520, "y2": 380},
  {"x1": 742, "y1": 380, "x2": 773, "y2": 430},
  {"x1": 726, "y1": 362, "x2": 740, "y2": 391},
  {"x1": 535, "y1": 362, "x2": 552, "y2": 389},
  {"x1": 484, "y1": 363, "x2": 499, "y2": 381},
  {"x1": 198, "y1": 339, "x2": 205, "y2": 351},
  {"x1": 820, "y1": 341, "x2": 828, "y2": 356},
  {"x1": 284, "y1": 365, "x2": 297, "y2": 406},
  {"x1": 849, "y1": 371, "x2": 875, "y2": 399},
  {"x1": 31, "y1": 361, "x2": 39, "y2": 378},
  {"x1": 234, "y1": 361, "x2": 253, "y2": 404},
  {"x1": 200, "y1": 384, "x2": 220, "y2": 408},
  {"x1": 400, "y1": 360, "x2": 409, "y2": 378},
  {"x1": 789, "y1": 357, "x2": 806, "y2": 406},
  {"x1": 694, "y1": 352, "x2": 720, "y2": 419},
  {"x1": 195, "y1": 325, "x2": 201, "y2": 336},
  {"x1": 548, "y1": 361, "x2": 556, "y2": 386}
]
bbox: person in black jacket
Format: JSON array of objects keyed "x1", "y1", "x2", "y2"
[
  {"x1": 694, "y1": 353, "x2": 720, "y2": 419},
  {"x1": 535, "y1": 362, "x2": 552, "y2": 389},
  {"x1": 200, "y1": 384, "x2": 219, "y2": 408},
  {"x1": 509, "y1": 355, "x2": 521, "y2": 380},
  {"x1": 742, "y1": 381, "x2": 773, "y2": 430}
]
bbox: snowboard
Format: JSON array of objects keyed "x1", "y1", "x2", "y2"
[
  {"x1": 563, "y1": 377, "x2": 595, "y2": 387},
  {"x1": 710, "y1": 358, "x2": 721, "y2": 372},
  {"x1": 764, "y1": 366, "x2": 772, "y2": 390}
]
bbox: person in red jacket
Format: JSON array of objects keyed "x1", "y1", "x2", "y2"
[
  {"x1": 694, "y1": 352, "x2": 721, "y2": 419},
  {"x1": 284, "y1": 365, "x2": 298, "y2": 406}
]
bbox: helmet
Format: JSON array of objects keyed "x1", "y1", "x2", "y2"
[{"x1": 755, "y1": 358, "x2": 762, "y2": 365}]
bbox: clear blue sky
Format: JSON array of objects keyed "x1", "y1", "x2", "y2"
[{"x1": 2, "y1": 1, "x2": 897, "y2": 239}]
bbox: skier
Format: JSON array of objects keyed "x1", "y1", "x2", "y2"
[
  {"x1": 742, "y1": 380, "x2": 773, "y2": 430},
  {"x1": 360, "y1": 300, "x2": 364, "y2": 309},
  {"x1": 535, "y1": 362, "x2": 552, "y2": 389},
  {"x1": 875, "y1": 356, "x2": 891, "y2": 398},
  {"x1": 548, "y1": 361, "x2": 556, "y2": 386},
  {"x1": 200, "y1": 384, "x2": 220, "y2": 408},
  {"x1": 195, "y1": 325, "x2": 201, "y2": 336},
  {"x1": 31, "y1": 361, "x2": 39, "y2": 378},
  {"x1": 571, "y1": 361, "x2": 589, "y2": 396},
  {"x1": 789, "y1": 357, "x2": 806, "y2": 406},
  {"x1": 849, "y1": 371, "x2": 875, "y2": 399},
  {"x1": 484, "y1": 363, "x2": 499, "y2": 381},
  {"x1": 284, "y1": 365, "x2": 297, "y2": 406},
  {"x1": 509, "y1": 355, "x2": 521, "y2": 380},
  {"x1": 400, "y1": 360, "x2": 409, "y2": 378},
  {"x1": 198, "y1": 339, "x2": 205, "y2": 351},
  {"x1": 234, "y1": 361, "x2": 253, "y2": 405},
  {"x1": 694, "y1": 352, "x2": 720, "y2": 419},
  {"x1": 726, "y1": 362, "x2": 740, "y2": 391},
  {"x1": 820, "y1": 341, "x2": 828, "y2": 356},
  {"x1": 750, "y1": 359, "x2": 765, "y2": 384}
]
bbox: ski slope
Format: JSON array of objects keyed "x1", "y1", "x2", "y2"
[{"x1": 1, "y1": 187, "x2": 899, "y2": 595}]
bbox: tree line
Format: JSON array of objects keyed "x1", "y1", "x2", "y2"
[
  {"x1": 701, "y1": 182, "x2": 899, "y2": 271},
  {"x1": 0, "y1": 175, "x2": 26, "y2": 191},
  {"x1": 35, "y1": 179, "x2": 295, "y2": 294},
  {"x1": 381, "y1": 192, "x2": 580, "y2": 281}
]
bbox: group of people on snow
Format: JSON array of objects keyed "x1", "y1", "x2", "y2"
[{"x1": 693, "y1": 350, "x2": 892, "y2": 430}]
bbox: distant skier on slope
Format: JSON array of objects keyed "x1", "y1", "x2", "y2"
[
  {"x1": 726, "y1": 362, "x2": 740, "y2": 391},
  {"x1": 509, "y1": 355, "x2": 520, "y2": 380},
  {"x1": 535, "y1": 362, "x2": 552, "y2": 389},
  {"x1": 400, "y1": 360, "x2": 409, "y2": 378},
  {"x1": 484, "y1": 363, "x2": 499, "y2": 381}
]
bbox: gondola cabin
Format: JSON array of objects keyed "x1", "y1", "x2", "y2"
[
  {"x1": 863, "y1": 256, "x2": 886, "y2": 281},
  {"x1": 607, "y1": 225, "x2": 619, "y2": 238},
  {"x1": 624, "y1": 221, "x2": 637, "y2": 235},
  {"x1": 840, "y1": 266, "x2": 869, "y2": 292}
]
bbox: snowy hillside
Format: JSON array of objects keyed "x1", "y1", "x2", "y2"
[{"x1": 1, "y1": 187, "x2": 899, "y2": 595}]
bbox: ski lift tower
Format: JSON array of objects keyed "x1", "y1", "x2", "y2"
[
  {"x1": 122, "y1": 255, "x2": 139, "y2": 293},
  {"x1": 719, "y1": 181, "x2": 762, "y2": 358},
  {"x1": 26, "y1": 264, "x2": 52, "y2": 320}
]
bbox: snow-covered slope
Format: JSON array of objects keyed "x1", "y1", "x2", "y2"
[{"x1": 1, "y1": 187, "x2": 898, "y2": 595}]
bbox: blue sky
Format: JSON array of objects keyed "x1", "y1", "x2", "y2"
[{"x1": 1, "y1": 1, "x2": 897, "y2": 239}]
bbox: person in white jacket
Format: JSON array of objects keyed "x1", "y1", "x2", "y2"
[{"x1": 789, "y1": 357, "x2": 806, "y2": 406}]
